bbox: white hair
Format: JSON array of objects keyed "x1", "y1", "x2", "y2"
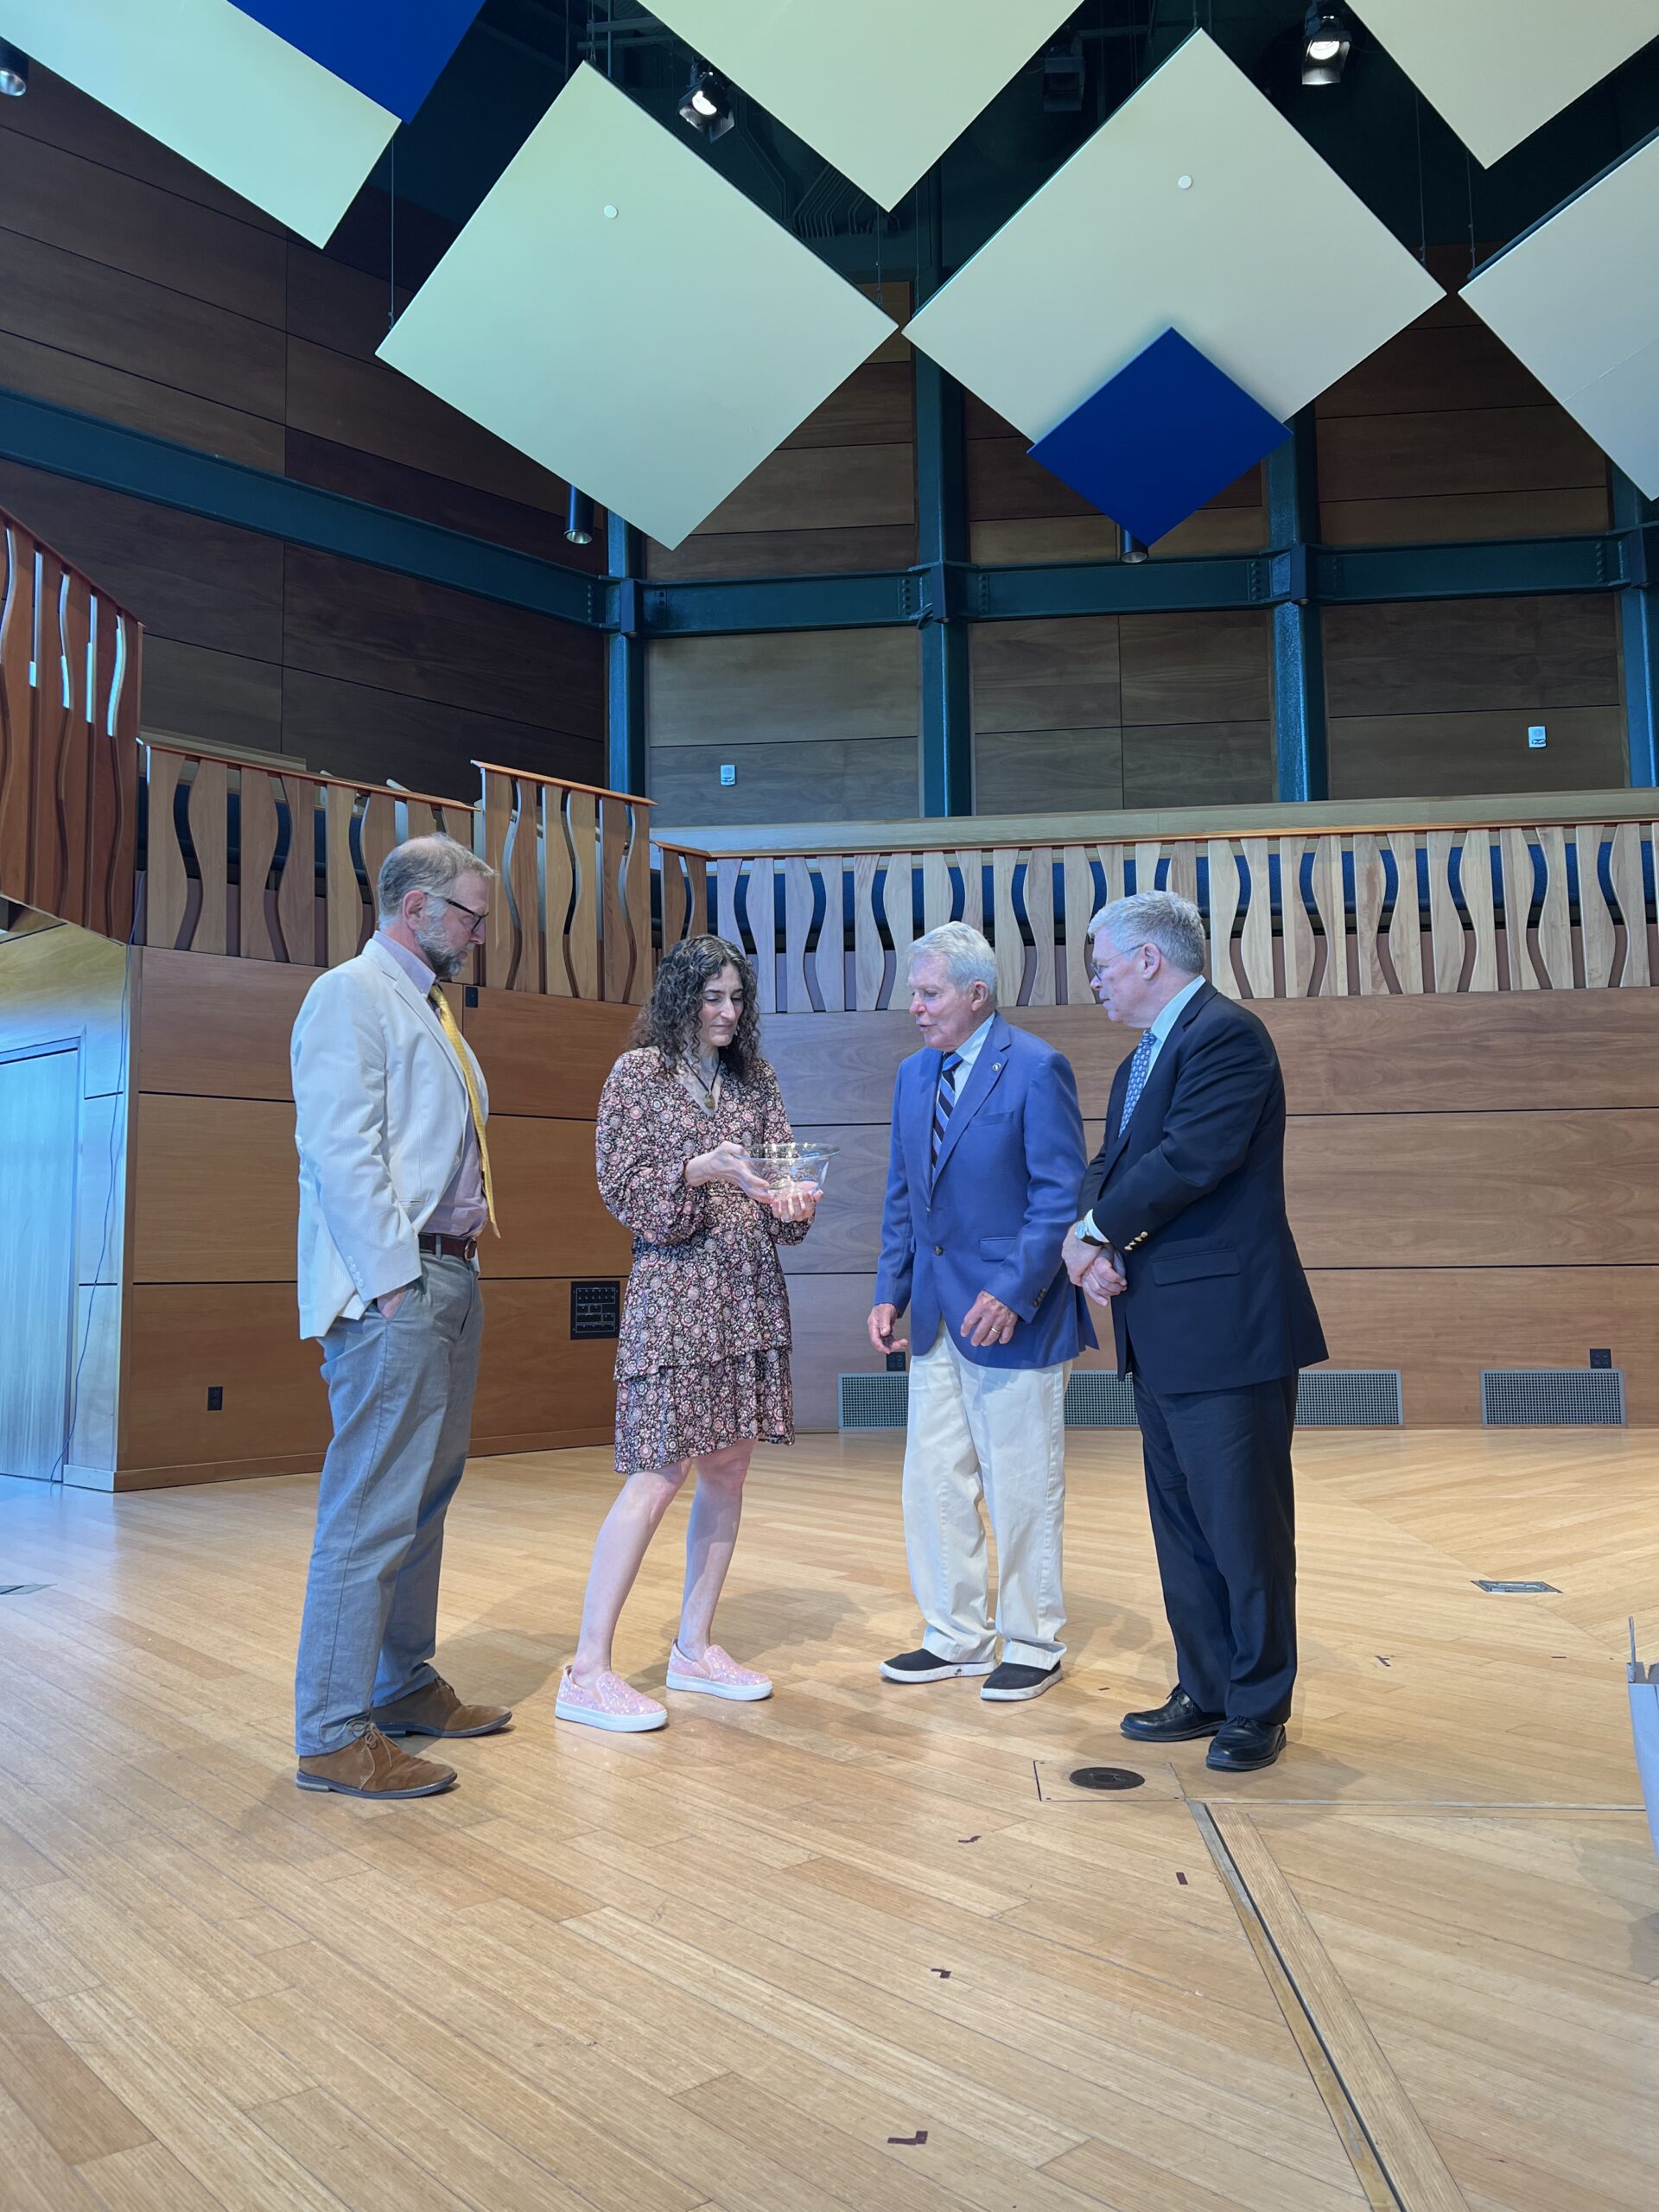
[
  {"x1": 376, "y1": 833, "x2": 493, "y2": 924},
  {"x1": 908, "y1": 920, "x2": 997, "y2": 1003},
  {"x1": 1089, "y1": 891, "x2": 1206, "y2": 976}
]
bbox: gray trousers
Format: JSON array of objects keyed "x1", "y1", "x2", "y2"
[{"x1": 294, "y1": 1254, "x2": 484, "y2": 1756}]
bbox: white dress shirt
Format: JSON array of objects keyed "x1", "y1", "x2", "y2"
[{"x1": 1080, "y1": 974, "x2": 1206, "y2": 1243}]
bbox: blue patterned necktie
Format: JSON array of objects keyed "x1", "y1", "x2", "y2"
[
  {"x1": 1117, "y1": 1028, "x2": 1157, "y2": 1137},
  {"x1": 931, "y1": 1052, "x2": 963, "y2": 1170}
]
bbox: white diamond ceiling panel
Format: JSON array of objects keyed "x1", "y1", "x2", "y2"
[
  {"x1": 378, "y1": 66, "x2": 897, "y2": 549},
  {"x1": 0, "y1": 0, "x2": 397, "y2": 245},
  {"x1": 1464, "y1": 134, "x2": 1659, "y2": 497},
  {"x1": 1346, "y1": 0, "x2": 1659, "y2": 167},
  {"x1": 643, "y1": 0, "x2": 1078, "y2": 210},
  {"x1": 903, "y1": 32, "x2": 1441, "y2": 445}
]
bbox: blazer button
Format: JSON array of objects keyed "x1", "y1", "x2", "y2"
[{"x1": 933, "y1": 1243, "x2": 944, "y2": 1255}]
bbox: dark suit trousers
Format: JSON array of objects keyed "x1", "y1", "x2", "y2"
[{"x1": 1130, "y1": 1365, "x2": 1298, "y2": 1726}]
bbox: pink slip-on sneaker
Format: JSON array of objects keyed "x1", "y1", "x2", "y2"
[
  {"x1": 665, "y1": 1643, "x2": 772, "y2": 1702},
  {"x1": 554, "y1": 1668, "x2": 667, "y2": 1733}
]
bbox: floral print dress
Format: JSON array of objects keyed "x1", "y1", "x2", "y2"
[{"x1": 596, "y1": 1047, "x2": 812, "y2": 1472}]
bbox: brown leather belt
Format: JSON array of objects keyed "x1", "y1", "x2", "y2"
[{"x1": 419, "y1": 1231, "x2": 479, "y2": 1262}]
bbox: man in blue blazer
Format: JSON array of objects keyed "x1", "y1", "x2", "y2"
[
  {"x1": 869, "y1": 923, "x2": 1093, "y2": 1702},
  {"x1": 1064, "y1": 891, "x2": 1325, "y2": 1772}
]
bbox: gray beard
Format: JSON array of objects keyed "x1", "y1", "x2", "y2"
[{"x1": 414, "y1": 918, "x2": 467, "y2": 982}]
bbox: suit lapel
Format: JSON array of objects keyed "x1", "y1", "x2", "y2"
[
  {"x1": 931, "y1": 1015, "x2": 1010, "y2": 1187},
  {"x1": 1095, "y1": 981, "x2": 1216, "y2": 1179},
  {"x1": 366, "y1": 939, "x2": 469, "y2": 1099}
]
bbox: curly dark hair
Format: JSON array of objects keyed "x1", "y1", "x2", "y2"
[{"x1": 632, "y1": 934, "x2": 762, "y2": 1083}]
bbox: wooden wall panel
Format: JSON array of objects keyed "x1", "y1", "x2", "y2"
[
  {"x1": 483, "y1": 1117, "x2": 632, "y2": 1281},
  {"x1": 461, "y1": 993, "x2": 637, "y2": 1119},
  {"x1": 130, "y1": 1095, "x2": 296, "y2": 1283},
  {"x1": 969, "y1": 609, "x2": 1272, "y2": 817},
  {"x1": 136, "y1": 950, "x2": 314, "y2": 1101},
  {"x1": 651, "y1": 740, "x2": 919, "y2": 830},
  {"x1": 647, "y1": 628, "x2": 920, "y2": 830},
  {"x1": 1325, "y1": 595, "x2": 1625, "y2": 800},
  {"x1": 1318, "y1": 292, "x2": 1611, "y2": 547},
  {"x1": 649, "y1": 629, "x2": 919, "y2": 748},
  {"x1": 120, "y1": 1282, "x2": 330, "y2": 1482},
  {"x1": 141, "y1": 640, "x2": 285, "y2": 756},
  {"x1": 282, "y1": 550, "x2": 603, "y2": 736},
  {"x1": 280, "y1": 671, "x2": 601, "y2": 796},
  {"x1": 1287, "y1": 1111, "x2": 1659, "y2": 1267},
  {"x1": 0, "y1": 462, "x2": 285, "y2": 662},
  {"x1": 472, "y1": 1281, "x2": 626, "y2": 1453},
  {"x1": 1306, "y1": 1267, "x2": 1659, "y2": 1427}
]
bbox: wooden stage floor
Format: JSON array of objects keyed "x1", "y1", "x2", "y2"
[{"x1": 2, "y1": 1429, "x2": 1656, "y2": 2212}]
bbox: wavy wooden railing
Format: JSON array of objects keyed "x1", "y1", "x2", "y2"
[
  {"x1": 699, "y1": 819, "x2": 1658, "y2": 1010},
  {"x1": 139, "y1": 745, "x2": 714, "y2": 999},
  {"x1": 0, "y1": 506, "x2": 140, "y2": 938}
]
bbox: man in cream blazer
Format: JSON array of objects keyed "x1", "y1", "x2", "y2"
[{"x1": 290, "y1": 833, "x2": 511, "y2": 1799}]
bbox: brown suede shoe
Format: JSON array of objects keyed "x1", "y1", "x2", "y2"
[
  {"x1": 296, "y1": 1725, "x2": 456, "y2": 1798},
  {"x1": 369, "y1": 1674, "x2": 512, "y2": 1739}
]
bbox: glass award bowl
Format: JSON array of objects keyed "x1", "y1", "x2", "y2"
[{"x1": 737, "y1": 1142, "x2": 837, "y2": 1194}]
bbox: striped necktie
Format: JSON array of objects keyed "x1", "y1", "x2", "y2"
[
  {"x1": 931, "y1": 1052, "x2": 963, "y2": 1171},
  {"x1": 428, "y1": 985, "x2": 498, "y2": 1233},
  {"x1": 1117, "y1": 1028, "x2": 1157, "y2": 1138}
]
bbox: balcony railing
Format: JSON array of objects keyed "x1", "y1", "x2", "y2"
[
  {"x1": 0, "y1": 506, "x2": 140, "y2": 938},
  {"x1": 697, "y1": 818, "x2": 1656, "y2": 1009}
]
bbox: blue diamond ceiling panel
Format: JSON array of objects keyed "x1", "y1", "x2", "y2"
[
  {"x1": 378, "y1": 67, "x2": 898, "y2": 550},
  {"x1": 642, "y1": 0, "x2": 1078, "y2": 210},
  {"x1": 1031, "y1": 329, "x2": 1289, "y2": 546},
  {"x1": 904, "y1": 31, "x2": 1442, "y2": 448},
  {"x1": 1346, "y1": 0, "x2": 1659, "y2": 168},
  {"x1": 0, "y1": 0, "x2": 397, "y2": 244},
  {"x1": 1463, "y1": 132, "x2": 1659, "y2": 499},
  {"x1": 226, "y1": 0, "x2": 485, "y2": 123}
]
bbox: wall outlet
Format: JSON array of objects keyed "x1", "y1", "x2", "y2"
[
  {"x1": 719, "y1": 763, "x2": 736, "y2": 786},
  {"x1": 207, "y1": 1386, "x2": 223, "y2": 1411},
  {"x1": 1590, "y1": 1348, "x2": 1612, "y2": 1369},
  {"x1": 1528, "y1": 724, "x2": 1547, "y2": 749}
]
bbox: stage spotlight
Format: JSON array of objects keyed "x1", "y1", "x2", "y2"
[
  {"x1": 678, "y1": 61, "x2": 734, "y2": 143},
  {"x1": 1301, "y1": 4, "x2": 1352, "y2": 85},
  {"x1": 564, "y1": 488, "x2": 595, "y2": 546},
  {"x1": 0, "y1": 41, "x2": 29, "y2": 98},
  {"x1": 1120, "y1": 526, "x2": 1148, "y2": 563},
  {"x1": 1042, "y1": 32, "x2": 1084, "y2": 114}
]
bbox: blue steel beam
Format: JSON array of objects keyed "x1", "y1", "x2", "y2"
[
  {"x1": 606, "y1": 508, "x2": 648, "y2": 798},
  {"x1": 1613, "y1": 470, "x2": 1659, "y2": 788},
  {"x1": 0, "y1": 387, "x2": 605, "y2": 627},
  {"x1": 1266, "y1": 410, "x2": 1328, "y2": 804}
]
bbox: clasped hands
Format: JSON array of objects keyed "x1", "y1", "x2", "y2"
[
  {"x1": 1061, "y1": 1224, "x2": 1127, "y2": 1305},
  {"x1": 687, "y1": 1139, "x2": 820, "y2": 1223}
]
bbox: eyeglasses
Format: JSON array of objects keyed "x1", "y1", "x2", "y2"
[{"x1": 442, "y1": 895, "x2": 489, "y2": 938}]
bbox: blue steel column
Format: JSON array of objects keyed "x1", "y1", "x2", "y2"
[
  {"x1": 606, "y1": 508, "x2": 648, "y2": 797},
  {"x1": 914, "y1": 172, "x2": 973, "y2": 817},
  {"x1": 1613, "y1": 469, "x2": 1659, "y2": 786},
  {"x1": 1266, "y1": 408, "x2": 1329, "y2": 804}
]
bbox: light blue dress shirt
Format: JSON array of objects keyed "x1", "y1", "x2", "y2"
[{"x1": 1079, "y1": 975, "x2": 1206, "y2": 1243}]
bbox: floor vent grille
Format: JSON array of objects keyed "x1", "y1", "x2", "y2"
[
  {"x1": 1481, "y1": 1369, "x2": 1625, "y2": 1426},
  {"x1": 1296, "y1": 1370, "x2": 1403, "y2": 1427}
]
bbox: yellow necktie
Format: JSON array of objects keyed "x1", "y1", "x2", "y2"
[{"x1": 428, "y1": 985, "x2": 498, "y2": 1235}]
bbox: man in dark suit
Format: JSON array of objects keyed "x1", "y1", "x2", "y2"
[{"x1": 1062, "y1": 892, "x2": 1325, "y2": 1772}]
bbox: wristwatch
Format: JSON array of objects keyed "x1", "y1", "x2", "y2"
[{"x1": 1075, "y1": 1216, "x2": 1109, "y2": 1249}]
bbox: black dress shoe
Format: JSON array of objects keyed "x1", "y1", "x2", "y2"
[
  {"x1": 1205, "y1": 1719, "x2": 1286, "y2": 1772},
  {"x1": 1120, "y1": 1687, "x2": 1224, "y2": 1742}
]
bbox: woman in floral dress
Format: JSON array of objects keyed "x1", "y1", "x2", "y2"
[{"x1": 555, "y1": 935, "x2": 817, "y2": 1732}]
